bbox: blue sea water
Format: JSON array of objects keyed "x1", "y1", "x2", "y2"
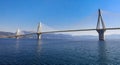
[{"x1": 0, "y1": 38, "x2": 120, "y2": 65}]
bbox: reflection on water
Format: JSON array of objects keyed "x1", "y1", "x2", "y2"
[
  {"x1": 15, "y1": 39, "x2": 19, "y2": 50},
  {"x1": 36, "y1": 40, "x2": 42, "y2": 55},
  {"x1": 98, "y1": 41, "x2": 108, "y2": 65}
]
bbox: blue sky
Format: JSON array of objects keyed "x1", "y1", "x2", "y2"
[{"x1": 0, "y1": 0, "x2": 120, "y2": 35}]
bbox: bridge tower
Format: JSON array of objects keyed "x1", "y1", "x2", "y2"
[
  {"x1": 37, "y1": 22, "x2": 42, "y2": 39},
  {"x1": 16, "y1": 28, "x2": 20, "y2": 39},
  {"x1": 96, "y1": 9, "x2": 106, "y2": 41}
]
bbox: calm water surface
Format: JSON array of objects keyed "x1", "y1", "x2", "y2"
[{"x1": 0, "y1": 38, "x2": 120, "y2": 65}]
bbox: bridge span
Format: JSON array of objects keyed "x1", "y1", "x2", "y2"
[
  {"x1": 1, "y1": 27, "x2": 120, "y2": 40},
  {"x1": 41, "y1": 28, "x2": 120, "y2": 33}
]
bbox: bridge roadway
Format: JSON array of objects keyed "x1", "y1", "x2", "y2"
[{"x1": 1, "y1": 27, "x2": 120, "y2": 38}]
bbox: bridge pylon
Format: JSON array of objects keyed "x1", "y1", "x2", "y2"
[
  {"x1": 96, "y1": 9, "x2": 106, "y2": 41},
  {"x1": 37, "y1": 22, "x2": 42, "y2": 39},
  {"x1": 16, "y1": 28, "x2": 20, "y2": 39}
]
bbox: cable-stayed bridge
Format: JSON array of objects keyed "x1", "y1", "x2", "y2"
[{"x1": 1, "y1": 9, "x2": 120, "y2": 41}]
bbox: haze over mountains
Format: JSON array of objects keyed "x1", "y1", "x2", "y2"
[
  {"x1": 0, "y1": 31, "x2": 14, "y2": 37},
  {"x1": 0, "y1": 31, "x2": 120, "y2": 39}
]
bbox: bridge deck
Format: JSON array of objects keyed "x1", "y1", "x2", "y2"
[
  {"x1": 1, "y1": 28, "x2": 120, "y2": 38},
  {"x1": 42, "y1": 28, "x2": 120, "y2": 33}
]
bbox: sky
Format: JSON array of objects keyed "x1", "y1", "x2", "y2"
[{"x1": 0, "y1": 0, "x2": 120, "y2": 35}]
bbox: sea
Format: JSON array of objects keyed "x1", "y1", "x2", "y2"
[{"x1": 0, "y1": 38, "x2": 120, "y2": 65}]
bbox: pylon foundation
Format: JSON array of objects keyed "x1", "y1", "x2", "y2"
[
  {"x1": 37, "y1": 34, "x2": 41, "y2": 40},
  {"x1": 97, "y1": 29, "x2": 105, "y2": 41}
]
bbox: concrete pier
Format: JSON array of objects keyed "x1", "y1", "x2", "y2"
[
  {"x1": 37, "y1": 34, "x2": 41, "y2": 40},
  {"x1": 16, "y1": 29, "x2": 20, "y2": 39},
  {"x1": 97, "y1": 29, "x2": 105, "y2": 41}
]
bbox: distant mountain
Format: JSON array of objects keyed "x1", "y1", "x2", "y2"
[
  {"x1": 0, "y1": 31, "x2": 73, "y2": 39},
  {"x1": 72, "y1": 35, "x2": 97, "y2": 40},
  {"x1": 42, "y1": 33, "x2": 73, "y2": 39},
  {"x1": 0, "y1": 31, "x2": 14, "y2": 37}
]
